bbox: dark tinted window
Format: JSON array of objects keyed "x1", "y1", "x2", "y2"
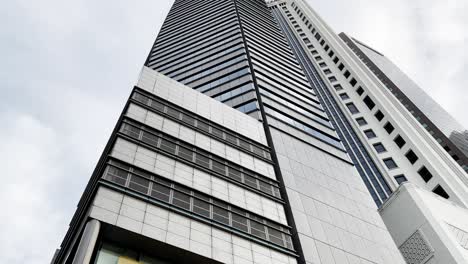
[
  {"x1": 356, "y1": 86, "x2": 364, "y2": 95},
  {"x1": 373, "y1": 143, "x2": 386, "y2": 153},
  {"x1": 363, "y1": 96, "x2": 375, "y2": 110},
  {"x1": 394, "y1": 135, "x2": 406, "y2": 148},
  {"x1": 405, "y1": 150, "x2": 419, "y2": 164},
  {"x1": 356, "y1": 117, "x2": 367, "y2": 126},
  {"x1": 384, "y1": 122, "x2": 395, "y2": 134},
  {"x1": 364, "y1": 129, "x2": 376, "y2": 139},
  {"x1": 418, "y1": 166, "x2": 433, "y2": 182},
  {"x1": 394, "y1": 175, "x2": 407, "y2": 185},
  {"x1": 346, "y1": 103, "x2": 359, "y2": 114},
  {"x1": 433, "y1": 185, "x2": 449, "y2": 199},
  {"x1": 383, "y1": 158, "x2": 398, "y2": 169},
  {"x1": 375, "y1": 110, "x2": 384, "y2": 121}
]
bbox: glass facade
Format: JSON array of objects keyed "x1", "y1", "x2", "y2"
[{"x1": 271, "y1": 4, "x2": 391, "y2": 206}]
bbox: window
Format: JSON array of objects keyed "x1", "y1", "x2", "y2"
[
  {"x1": 339, "y1": 93, "x2": 349, "y2": 100},
  {"x1": 394, "y1": 135, "x2": 406, "y2": 148},
  {"x1": 328, "y1": 76, "x2": 337, "y2": 82},
  {"x1": 356, "y1": 117, "x2": 367, "y2": 126},
  {"x1": 374, "y1": 110, "x2": 384, "y2": 121},
  {"x1": 320, "y1": 40, "x2": 325, "y2": 45},
  {"x1": 394, "y1": 175, "x2": 407, "y2": 185},
  {"x1": 315, "y1": 56, "x2": 322, "y2": 61},
  {"x1": 356, "y1": 86, "x2": 364, "y2": 95},
  {"x1": 432, "y1": 185, "x2": 449, "y2": 199},
  {"x1": 384, "y1": 122, "x2": 395, "y2": 134},
  {"x1": 405, "y1": 150, "x2": 419, "y2": 164},
  {"x1": 303, "y1": 38, "x2": 310, "y2": 44},
  {"x1": 364, "y1": 129, "x2": 376, "y2": 139},
  {"x1": 324, "y1": 69, "x2": 332, "y2": 74},
  {"x1": 346, "y1": 103, "x2": 359, "y2": 114},
  {"x1": 333, "y1": 57, "x2": 339, "y2": 64},
  {"x1": 418, "y1": 166, "x2": 433, "y2": 182},
  {"x1": 383, "y1": 158, "x2": 398, "y2": 170},
  {"x1": 373, "y1": 143, "x2": 386, "y2": 153},
  {"x1": 324, "y1": 45, "x2": 329, "y2": 51},
  {"x1": 333, "y1": 84, "x2": 343, "y2": 91},
  {"x1": 319, "y1": 62, "x2": 327, "y2": 68},
  {"x1": 338, "y1": 63, "x2": 344, "y2": 70},
  {"x1": 328, "y1": 51, "x2": 334, "y2": 57},
  {"x1": 350, "y1": 78, "x2": 357, "y2": 87},
  {"x1": 307, "y1": 44, "x2": 314, "y2": 49},
  {"x1": 311, "y1": 50, "x2": 318, "y2": 55},
  {"x1": 344, "y1": 70, "x2": 350, "y2": 78},
  {"x1": 363, "y1": 96, "x2": 376, "y2": 110}
]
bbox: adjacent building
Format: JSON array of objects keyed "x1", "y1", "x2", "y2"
[{"x1": 53, "y1": 0, "x2": 467, "y2": 264}]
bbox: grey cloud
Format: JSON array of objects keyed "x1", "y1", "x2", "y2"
[{"x1": 0, "y1": 0, "x2": 466, "y2": 263}]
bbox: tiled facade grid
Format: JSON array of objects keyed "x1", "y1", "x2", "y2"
[
  {"x1": 125, "y1": 103, "x2": 275, "y2": 179},
  {"x1": 136, "y1": 67, "x2": 267, "y2": 146},
  {"x1": 90, "y1": 187, "x2": 298, "y2": 264},
  {"x1": 270, "y1": 127, "x2": 404, "y2": 264},
  {"x1": 110, "y1": 137, "x2": 287, "y2": 225}
]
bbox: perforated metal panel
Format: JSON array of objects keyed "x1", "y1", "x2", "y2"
[{"x1": 399, "y1": 230, "x2": 433, "y2": 264}]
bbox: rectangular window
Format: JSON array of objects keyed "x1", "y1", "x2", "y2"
[
  {"x1": 350, "y1": 78, "x2": 357, "y2": 87},
  {"x1": 346, "y1": 103, "x2": 359, "y2": 114},
  {"x1": 356, "y1": 117, "x2": 367, "y2": 126},
  {"x1": 333, "y1": 57, "x2": 339, "y2": 64},
  {"x1": 212, "y1": 201, "x2": 230, "y2": 225},
  {"x1": 405, "y1": 150, "x2": 419, "y2": 164},
  {"x1": 160, "y1": 139, "x2": 177, "y2": 154},
  {"x1": 374, "y1": 110, "x2": 384, "y2": 121},
  {"x1": 320, "y1": 40, "x2": 325, "y2": 45},
  {"x1": 324, "y1": 45, "x2": 329, "y2": 51},
  {"x1": 333, "y1": 84, "x2": 343, "y2": 91},
  {"x1": 319, "y1": 62, "x2": 327, "y2": 68},
  {"x1": 338, "y1": 63, "x2": 344, "y2": 70},
  {"x1": 315, "y1": 56, "x2": 322, "y2": 61},
  {"x1": 356, "y1": 86, "x2": 364, "y2": 95},
  {"x1": 363, "y1": 96, "x2": 376, "y2": 110},
  {"x1": 328, "y1": 76, "x2": 337, "y2": 82},
  {"x1": 324, "y1": 69, "x2": 332, "y2": 75},
  {"x1": 311, "y1": 50, "x2": 318, "y2": 55},
  {"x1": 394, "y1": 135, "x2": 406, "y2": 148},
  {"x1": 339, "y1": 93, "x2": 349, "y2": 100},
  {"x1": 383, "y1": 158, "x2": 398, "y2": 170},
  {"x1": 328, "y1": 51, "x2": 334, "y2": 57},
  {"x1": 364, "y1": 129, "x2": 376, "y2": 139},
  {"x1": 432, "y1": 185, "x2": 449, "y2": 199},
  {"x1": 151, "y1": 183, "x2": 171, "y2": 203},
  {"x1": 344, "y1": 70, "x2": 350, "y2": 78},
  {"x1": 418, "y1": 166, "x2": 433, "y2": 182},
  {"x1": 394, "y1": 175, "x2": 407, "y2": 185},
  {"x1": 384, "y1": 122, "x2": 395, "y2": 134},
  {"x1": 373, "y1": 143, "x2": 386, "y2": 153},
  {"x1": 193, "y1": 193, "x2": 211, "y2": 218}
]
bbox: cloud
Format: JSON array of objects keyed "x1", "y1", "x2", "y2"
[
  {"x1": 309, "y1": 0, "x2": 468, "y2": 129},
  {"x1": 0, "y1": 0, "x2": 466, "y2": 263},
  {"x1": 0, "y1": 0, "x2": 172, "y2": 263}
]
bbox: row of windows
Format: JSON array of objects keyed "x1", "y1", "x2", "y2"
[
  {"x1": 119, "y1": 120, "x2": 281, "y2": 199},
  {"x1": 102, "y1": 160, "x2": 293, "y2": 249},
  {"x1": 179, "y1": 56, "x2": 247, "y2": 85},
  {"x1": 264, "y1": 106, "x2": 344, "y2": 150},
  {"x1": 195, "y1": 67, "x2": 251, "y2": 92},
  {"x1": 235, "y1": 101, "x2": 259, "y2": 114},
  {"x1": 354, "y1": 98, "x2": 447, "y2": 197},
  {"x1": 132, "y1": 90, "x2": 271, "y2": 161},
  {"x1": 214, "y1": 82, "x2": 255, "y2": 102},
  {"x1": 288, "y1": 4, "x2": 451, "y2": 199},
  {"x1": 277, "y1": 4, "x2": 391, "y2": 204}
]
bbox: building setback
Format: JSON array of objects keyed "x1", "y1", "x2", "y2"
[{"x1": 53, "y1": 0, "x2": 467, "y2": 264}]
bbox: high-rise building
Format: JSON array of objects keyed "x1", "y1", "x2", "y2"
[{"x1": 53, "y1": 0, "x2": 467, "y2": 264}]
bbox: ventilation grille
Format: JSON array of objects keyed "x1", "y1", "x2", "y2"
[{"x1": 399, "y1": 230, "x2": 433, "y2": 264}]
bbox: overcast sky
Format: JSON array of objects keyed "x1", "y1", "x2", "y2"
[{"x1": 1, "y1": 0, "x2": 466, "y2": 263}]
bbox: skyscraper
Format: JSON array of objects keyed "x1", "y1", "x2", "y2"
[{"x1": 53, "y1": 0, "x2": 467, "y2": 264}]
